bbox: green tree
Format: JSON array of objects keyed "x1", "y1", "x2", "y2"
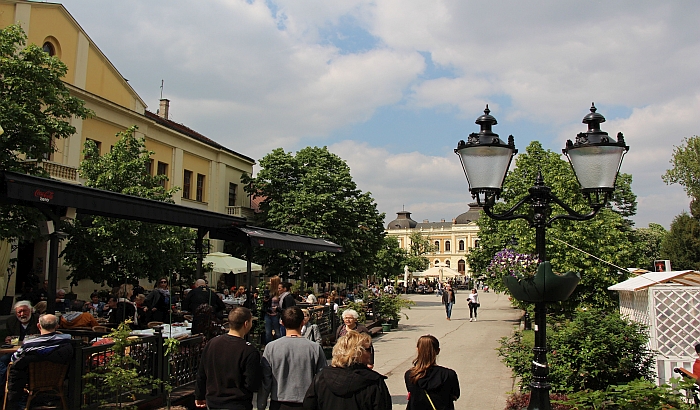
[
  {"x1": 633, "y1": 223, "x2": 668, "y2": 271},
  {"x1": 467, "y1": 141, "x2": 639, "y2": 315},
  {"x1": 660, "y1": 212, "x2": 700, "y2": 271},
  {"x1": 0, "y1": 25, "x2": 92, "y2": 240},
  {"x1": 663, "y1": 136, "x2": 700, "y2": 200},
  {"x1": 61, "y1": 126, "x2": 198, "y2": 287},
  {"x1": 375, "y1": 236, "x2": 408, "y2": 280},
  {"x1": 242, "y1": 147, "x2": 385, "y2": 284},
  {"x1": 404, "y1": 231, "x2": 435, "y2": 272}
]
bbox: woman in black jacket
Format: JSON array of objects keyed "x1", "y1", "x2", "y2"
[
  {"x1": 303, "y1": 330, "x2": 391, "y2": 410},
  {"x1": 405, "y1": 335, "x2": 460, "y2": 410}
]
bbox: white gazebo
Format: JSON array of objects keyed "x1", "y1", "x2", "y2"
[
  {"x1": 608, "y1": 270, "x2": 700, "y2": 384},
  {"x1": 414, "y1": 264, "x2": 463, "y2": 282}
]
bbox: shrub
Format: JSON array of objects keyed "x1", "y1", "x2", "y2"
[
  {"x1": 498, "y1": 308, "x2": 654, "y2": 393},
  {"x1": 556, "y1": 378, "x2": 691, "y2": 409}
]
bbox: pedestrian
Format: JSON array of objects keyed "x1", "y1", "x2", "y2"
[
  {"x1": 263, "y1": 276, "x2": 282, "y2": 343},
  {"x1": 277, "y1": 282, "x2": 296, "y2": 336},
  {"x1": 336, "y1": 309, "x2": 374, "y2": 368},
  {"x1": 441, "y1": 284, "x2": 456, "y2": 321},
  {"x1": 404, "y1": 335, "x2": 460, "y2": 410},
  {"x1": 301, "y1": 309, "x2": 321, "y2": 345},
  {"x1": 144, "y1": 277, "x2": 171, "y2": 323},
  {"x1": 303, "y1": 330, "x2": 391, "y2": 410},
  {"x1": 467, "y1": 288, "x2": 479, "y2": 321},
  {"x1": 183, "y1": 279, "x2": 226, "y2": 319},
  {"x1": 195, "y1": 306, "x2": 261, "y2": 410},
  {"x1": 259, "y1": 306, "x2": 327, "y2": 410}
]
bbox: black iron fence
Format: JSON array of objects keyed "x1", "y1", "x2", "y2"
[{"x1": 65, "y1": 331, "x2": 205, "y2": 409}]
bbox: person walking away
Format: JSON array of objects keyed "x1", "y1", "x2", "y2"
[
  {"x1": 301, "y1": 309, "x2": 322, "y2": 345},
  {"x1": 404, "y1": 335, "x2": 460, "y2": 410},
  {"x1": 303, "y1": 330, "x2": 391, "y2": 410},
  {"x1": 467, "y1": 289, "x2": 479, "y2": 322},
  {"x1": 277, "y1": 282, "x2": 296, "y2": 337},
  {"x1": 183, "y1": 279, "x2": 226, "y2": 319},
  {"x1": 259, "y1": 306, "x2": 327, "y2": 410},
  {"x1": 195, "y1": 306, "x2": 261, "y2": 410},
  {"x1": 336, "y1": 309, "x2": 374, "y2": 368},
  {"x1": 144, "y1": 278, "x2": 171, "y2": 323},
  {"x1": 442, "y1": 284, "x2": 456, "y2": 321}
]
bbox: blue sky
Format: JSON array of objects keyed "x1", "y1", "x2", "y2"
[{"x1": 57, "y1": 0, "x2": 700, "y2": 229}]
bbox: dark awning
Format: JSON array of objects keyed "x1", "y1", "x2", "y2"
[
  {"x1": 0, "y1": 171, "x2": 343, "y2": 252},
  {"x1": 1, "y1": 171, "x2": 246, "y2": 229},
  {"x1": 210, "y1": 226, "x2": 342, "y2": 253}
]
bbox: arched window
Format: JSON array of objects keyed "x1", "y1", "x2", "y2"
[
  {"x1": 445, "y1": 241, "x2": 451, "y2": 252},
  {"x1": 434, "y1": 259, "x2": 440, "y2": 266},
  {"x1": 42, "y1": 42, "x2": 55, "y2": 56},
  {"x1": 459, "y1": 240, "x2": 465, "y2": 251},
  {"x1": 458, "y1": 260, "x2": 466, "y2": 273},
  {"x1": 445, "y1": 260, "x2": 450, "y2": 267},
  {"x1": 434, "y1": 240, "x2": 440, "y2": 252}
]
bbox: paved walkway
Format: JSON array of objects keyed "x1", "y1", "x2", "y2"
[{"x1": 372, "y1": 291, "x2": 521, "y2": 409}]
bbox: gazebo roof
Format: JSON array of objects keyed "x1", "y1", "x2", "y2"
[{"x1": 608, "y1": 270, "x2": 700, "y2": 292}]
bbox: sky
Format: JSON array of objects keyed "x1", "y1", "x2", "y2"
[{"x1": 56, "y1": 0, "x2": 700, "y2": 229}]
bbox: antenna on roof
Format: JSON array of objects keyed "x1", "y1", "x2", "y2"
[
  {"x1": 160, "y1": 79, "x2": 164, "y2": 99},
  {"x1": 402, "y1": 204, "x2": 405, "y2": 211}
]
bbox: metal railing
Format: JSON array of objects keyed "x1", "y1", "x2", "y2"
[
  {"x1": 66, "y1": 332, "x2": 206, "y2": 409},
  {"x1": 225, "y1": 206, "x2": 255, "y2": 220}
]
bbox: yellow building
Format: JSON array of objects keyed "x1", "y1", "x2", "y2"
[
  {"x1": 0, "y1": 1, "x2": 255, "y2": 299},
  {"x1": 385, "y1": 204, "x2": 482, "y2": 276}
]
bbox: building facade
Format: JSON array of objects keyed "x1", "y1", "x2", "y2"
[
  {"x1": 385, "y1": 204, "x2": 482, "y2": 276},
  {"x1": 0, "y1": 1, "x2": 256, "y2": 299}
]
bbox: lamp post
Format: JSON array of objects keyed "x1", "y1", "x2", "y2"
[{"x1": 455, "y1": 104, "x2": 628, "y2": 410}]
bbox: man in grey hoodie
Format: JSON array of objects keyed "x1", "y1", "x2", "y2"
[{"x1": 259, "y1": 306, "x2": 327, "y2": 410}]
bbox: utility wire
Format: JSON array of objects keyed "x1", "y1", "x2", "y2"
[{"x1": 550, "y1": 237, "x2": 628, "y2": 274}]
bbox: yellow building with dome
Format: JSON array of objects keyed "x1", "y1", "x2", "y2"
[{"x1": 385, "y1": 204, "x2": 482, "y2": 277}]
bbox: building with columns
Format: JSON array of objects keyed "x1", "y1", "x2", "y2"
[
  {"x1": 0, "y1": 1, "x2": 255, "y2": 299},
  {"x1": 385, "y1": 204, "x2": 482, "y2": 277}
]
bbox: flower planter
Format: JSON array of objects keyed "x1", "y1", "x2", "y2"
[
  {"x1": 502, "y1": 261, "x2": 580, "y2": 303},
  {"x1": 381, "y1": 323, "x2": 392, "y2": 333},
  {"x1": 389, "y1": 319, "x2": 399, "y2": 329}
]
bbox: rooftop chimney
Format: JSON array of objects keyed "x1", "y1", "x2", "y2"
[{"x1": 159, "y1": 99, "x2": 170, "y2": 120}]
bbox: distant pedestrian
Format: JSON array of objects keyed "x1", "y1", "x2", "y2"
[
  {"x1": 467, "y1": 289, "x2": 479, "y2": 322},
  {"x1": 259, "y1": 306, "x2": 327, "y2": 410},
  {"x1": 405, "y1": 335, "x2": 460, "y2": 410},
  {"x1": 303, "y1": 330, "x2": 391, "y2": 410},
  {"x1": 277, "y1": 282, "x2": 296, "y2": 337},
  {"x1": 195, "y1": 306, "x2": 261, "y2": 409},
  {"x1": 441, "y1": 284, "x2": 456, "y2": 320}
]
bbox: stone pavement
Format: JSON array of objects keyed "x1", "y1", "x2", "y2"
[{"x1": 372, "y1": 291, "x2": 521, "y2": 410}]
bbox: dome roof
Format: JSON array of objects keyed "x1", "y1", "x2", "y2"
[
  {"x1": 387, "y1": 211, "x2": 418, "y2": 229},
  {"x1": 454, "y1": 203, "x2": 483, "y2": 224}
]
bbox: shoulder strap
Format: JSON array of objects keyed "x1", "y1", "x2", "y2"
[{"x1": 424, "y1": 389, "x2": 437, "y2": 410}]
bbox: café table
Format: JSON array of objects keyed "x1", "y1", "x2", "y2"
[{"x1": 130, "y1": 324, "x2": 191, "y2": 339}]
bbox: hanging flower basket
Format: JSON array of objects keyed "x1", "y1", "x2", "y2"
[{"x1": 502, "y1": 261, "x2": 580, "y2": 303}]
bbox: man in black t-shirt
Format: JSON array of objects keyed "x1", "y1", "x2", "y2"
[{"x1": 195, "y1": 307, "x2": 261, "y2": 410}]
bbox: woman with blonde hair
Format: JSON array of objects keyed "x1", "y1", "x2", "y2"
[
  {"x1": 404, "y1": 335, "x2": 460, "y2": 410},
  {"x1": 303, "y1": 330, "x2": 391, "y2": 410}
]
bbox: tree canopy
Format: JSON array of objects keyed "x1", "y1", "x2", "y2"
[
  {"x1": 660, "y1": 211, "x2": 700, "y2": 271},
  {"x1": 0, "y1": 25, "x2": 92, "y2": 241},
  {"x1": 61, "y1": 126, "x2": 198, "y2": 287},
  {"x1": 467, "y1": 141, "x2": 640, "y2": 314},
  {"x1": 242, "y1": 146, "x2": 385, "y2": 284},
  {"x1": 404, "y1": 231, "x2": 435, "y2": 272},
  {"x1": 662, "y1": 136, "x2": 700, "y2": 200}
]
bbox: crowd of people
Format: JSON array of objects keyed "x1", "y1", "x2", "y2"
[{"x1": 196, "y1": 305, "x2": 460, "y2": 410}]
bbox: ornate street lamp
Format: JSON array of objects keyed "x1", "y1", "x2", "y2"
[{"x1": 455, "y1": 103, "x2": 628, "y2": 410}]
